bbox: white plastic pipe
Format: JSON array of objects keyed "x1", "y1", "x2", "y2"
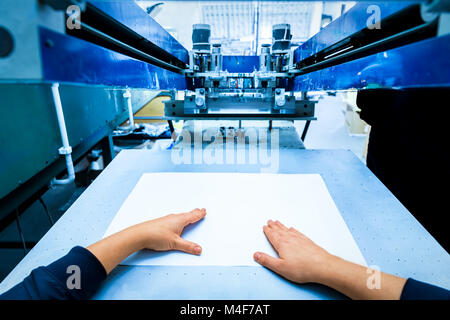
[
  {"x1": 51, "y1": 83, "x2": 75, "y2": 185},
  {"x1": 118, "y1": 88, "x2": 135, "y2": 131}
]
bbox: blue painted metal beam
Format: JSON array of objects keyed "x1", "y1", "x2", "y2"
[
  {"x1": 39, "y1": 27, "x2": 187, "y2": 89},
  {"x1": 294, "y1": 1, "x2": 419, "y2": 64},
  {"x1": 222, "y1": 55, "x2": 259, "y2": 73},
  {"x1": 88, "y1": 0, "x2": 189, "y2": 64},
  {"x1": 293, "y1": 34, "x2": 450, "y2": 91}
]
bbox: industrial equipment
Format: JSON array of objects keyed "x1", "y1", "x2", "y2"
[
  {"x1": 0, "y1": 0, "x2": 449, "y2": 299},
  {"x1": 0, "y1": 0, "x2": 448, "y2": 225},
  {"x1": 166, "y1": 23, "x2": 316, "y2": 120}
]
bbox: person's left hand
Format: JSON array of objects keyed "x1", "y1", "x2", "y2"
[
  {"x1": 133, "y1": 208, "x2": 207, "y2": 255},
  {"x1": 253, "y1": 220, "x2": 332, "y2": 283}
]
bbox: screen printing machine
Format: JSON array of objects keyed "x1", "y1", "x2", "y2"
[{"x1": 0, "y1": 0, "x2": 449, "y2": 299}]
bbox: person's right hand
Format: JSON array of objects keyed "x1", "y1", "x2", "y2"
[
  {"x1": 88, "y1": 208, "x2": 207, "y2": 274},
  {"x1": 133, "y1": 208, "x2": 207, "y2": 255},
  {"x1": 253, "y1": 220, "x2": 334, "y2": 284}
]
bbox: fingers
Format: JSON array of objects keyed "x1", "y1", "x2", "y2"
[
  {"x1": 181, "y1": 208, "x2": 207, "y2": 226},
  {"x1": 254, "y1": 252, "x2": 283, "y2": 273},
  {"x1": 267, "y1": 219, "x2": 288, "y2": 231},
  {"x1": 267, "y1": 220, "x2": 305, "y2": 237},
  {"x1": 263, "y1": 225, "x2": 278, "y2": 242},
  {"x1": 174, "y1": 237, "x2": 202, "y2": 255},
  {"x1": 263, "y1": 225, "x2": 281, "y2": 254}
]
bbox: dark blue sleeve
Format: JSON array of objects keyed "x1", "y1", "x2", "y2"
[
  {"x1": 401, "y1": 278, "x2": 450, "y2": 300},
  {"x1": 0, "y1": 246, "x2": 107, "y2": 300}
]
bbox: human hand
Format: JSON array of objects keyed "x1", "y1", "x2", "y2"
[
  {"x1": 133, "y1": 208, "x2": 207, "y2": 255},
  {"x1": 254, "y1": 220, "x2": 333, "y2": 284}
]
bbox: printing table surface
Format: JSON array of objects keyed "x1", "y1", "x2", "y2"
[{"x1": 1, "y1": 149, "x2": 449, "y2": 299}]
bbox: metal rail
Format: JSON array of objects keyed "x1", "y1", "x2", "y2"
[
  {"x1": 77, "y1": 20, "x2": 185, "y2": 74},
  {"x1": 297, "y1": 20, "x2": 436, "y2": 75}
]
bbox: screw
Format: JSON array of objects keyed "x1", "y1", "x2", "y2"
[{"x1": 45, "y1": 39, "x2": 54, "y2": 48}]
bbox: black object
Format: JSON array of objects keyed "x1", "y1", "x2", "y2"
[
  {"x1": 400, "y1": 278, "x2": 450, "y2": 300},
  {"x1": 168, "y1": 120, "x2": 175, "y2": 135},
  {"x1": 192, "y1": 24, "x2": 211, "y2": 52},
  {"x1": 112, "y1": 126, "x2": 171, "y2": 147},
  {"x1": 357, "y1": 88, "x2": 449, "y2": 252},
  {"x1": 272, "y1": 24, "x2": 292, "y2": 52},
  {"x1": 0, "y1": 246, "x2": 106, "y2": 300},
  {"x1": 301, "y1": 120, "x2": 311, "y2": 142},
  {"x1": 0, "y1": 26, "x2": 14, "y2": 58}
]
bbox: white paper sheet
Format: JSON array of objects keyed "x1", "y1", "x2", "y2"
[{"x1": 103, "y1": 173, "x2": 366, "y2": 266}]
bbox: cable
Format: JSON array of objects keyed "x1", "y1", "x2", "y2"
[
  {"x1": 39, "y1": 197, "x2": 54, "y2": 226},
  {"x1": 14, "y1": 209, "x2": 27, "y2": 256}
]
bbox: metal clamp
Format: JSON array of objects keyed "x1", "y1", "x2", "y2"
[
  {"x1": 58, "y1": 146, "x2": 72, "y2": 155},
  {"x1": 274, "y1": 88, "x2": 286, "y2": 109}
]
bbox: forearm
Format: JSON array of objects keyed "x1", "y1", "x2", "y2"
[
  {"x1": 316, "y1": 255, "x2": 407, "y2": 300},
  {"x1": 87, "y1": 225, "x2": 144, "y2": 274}
]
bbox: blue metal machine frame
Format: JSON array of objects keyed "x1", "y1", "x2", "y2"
[
  {"x1": 40, "y1": 27, "x2": 187, "y2": 89},
  {"x1": 39, "y1": 1, "x2": 450, "y2": 91},
  {"x1": 222, "y1": 55, "x2": 260, "y2": 73},
  {"x1": 293, "y1": 1, "x2": 419, "y2": 63},
  {"x1": 293, "y1": 33, "x2": 450, "y2": 91},
  {"x1": 89, "y1": 0, "x2": 189, "y2": 65}
]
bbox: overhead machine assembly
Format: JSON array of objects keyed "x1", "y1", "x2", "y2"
[{"x1": 166, "y1": 23, "x2": 316, "y2": 121}]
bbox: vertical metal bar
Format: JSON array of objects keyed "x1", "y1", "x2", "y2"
[
  {"x1": 254, "y1": 0, "x2": 261, "y2": 55},
  {"x1": 168, "y1": 120, "x2": 175, "y2": 134},
  {"x1": 301, "y1": 120, "x2": 311, "y2": 142},
  {"x1": 100, "y1": 135, "x2": 115, "y2": 166},
  {"x1": 269, "y1": 120, "x2": 273, "y2": 131}
]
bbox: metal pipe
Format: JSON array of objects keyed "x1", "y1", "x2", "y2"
[
  {"x1": 118, "y1": 88, "x2": 136, "y2": 131},
  {"x1": 125, "y1": 89, "x2": 134, "y2": 129},
  {"x1": 301, "y1": 120, "x2": 311, "y2": 142},
  {"x1": 51, "y1": 83, "x2": 75, "y2": 185}
]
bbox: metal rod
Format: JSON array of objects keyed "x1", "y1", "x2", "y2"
[
  {"x1": 298, "y1": 21, "x2": 435, "y2": 74},
  {"x1": 135, "y1": 116, "x2": 316, "y2": 120},
  {"x1": 77, "y1": 20, "x2": 185, "y2": 74},
  {"x1": 301, "y1": 120, "x2": 311, "y2": 142},
  {"x1": 168, "y1": 120, "x2": 175, "y2": 134},
  {"x1": 167, "y1": 120, "x2": 176, "y2": 141},
  {"x1": 254, "y1": 0, "x2": 261, "y2": 55}
]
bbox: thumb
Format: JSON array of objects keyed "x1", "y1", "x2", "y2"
[
  {"x1": 254, "y1": 252, "x2": 283, "y2": 273},
  {"x1": 174, "y1": 237, "x2": 202, "y2": 255}
]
